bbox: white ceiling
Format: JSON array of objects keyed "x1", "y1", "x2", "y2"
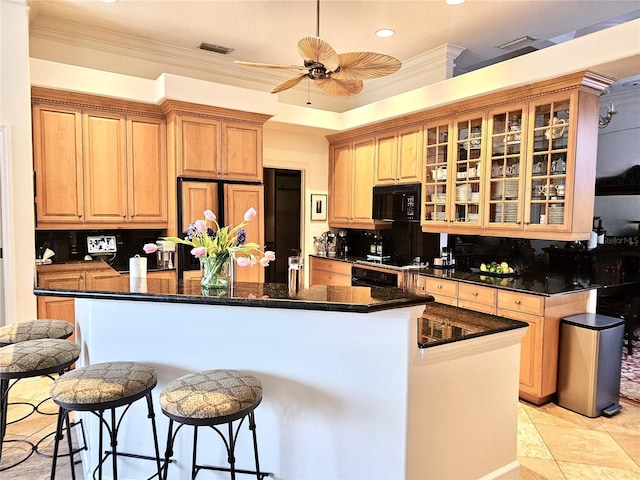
[{"x1": 27, "y1": 0, "x2": 640, "y2": 111}]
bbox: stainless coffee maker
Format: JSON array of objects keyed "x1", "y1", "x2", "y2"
[{"x1": 155, "y1": 240, "x2": 175, "y2": 269}]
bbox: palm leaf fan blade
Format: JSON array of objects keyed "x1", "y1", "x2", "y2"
[
  {"x1": 271, "y1": 74, "x2": 308, "y2": 93},
  {"x1": 314, "y1": 78, "x2": 363, "y2": 96},
  {"x1": 332, "y1": 52, "x2": 401, "y2": 81},
  {"x1": 298, "y1": 36, "x2": 339, "y2": 71},
  {"x1": 234, "y1": 61, "x2": 308, "y2": 72}
]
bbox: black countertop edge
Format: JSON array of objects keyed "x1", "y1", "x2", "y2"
[{"x1": 33, "y1": 284, "x2": 432, "y2": 314}]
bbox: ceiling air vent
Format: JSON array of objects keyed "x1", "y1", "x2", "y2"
[{"x1": 199, "y1": 42, "x2": 234, "y2": 55}]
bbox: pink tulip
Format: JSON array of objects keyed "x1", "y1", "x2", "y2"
[
  {"x1": 204, "y1": 210, "x2": 216, "y2": 221},
  {"x1": 264, "y1": 250, "x2": 276, "y2": 261},
  {"x1": 247, "y1": 293, "x2": 257, "y2": 299},
  {"x1": 236, "y1": 256, "x2": 252, "y2": 267},
  {"x1": 195, "y1": 219, "x2": 206, "y2": 233},
  {"x1": 143, "y1": 243, "x2": 158, "y2": 254},
  {"x1": 244, "y1": 207, "x2": 257, "y2": 222},
  {"x1": 191, "y1": 246, "x2": 207, "y2": 258},
  {"x1": 259, "y1": 257, "x2": 270, "y2": 267}
]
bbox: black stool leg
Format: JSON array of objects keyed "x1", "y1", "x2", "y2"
[
  {"x1": 191, "y1": 426, "x2": 199, "y2": 480},
  {"x1": 110, "y1": 408, "x2": 118, "y2": 480},
  {"x1": 248, "y1": 412, "x2": 262, "y2": 480},
  {"x1": 0, "y1": 378, "x2": 8, "y2": 457},
  {"x1": 228, "y1": 422, "x2": 236, "y2": 480},
  {"x1": 145, "y1": 393, "x2": 163, "y2": 480},
  {"x1": 162, "y1": 419, "x2": 175, "y2": 480},
  {"x1": 51, "y1": 407, "x2": 76, "y2": 480}
]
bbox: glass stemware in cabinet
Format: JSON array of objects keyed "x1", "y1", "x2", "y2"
[
  {"x1": 454, "y1": 117, "x2": 483, "y2": 224},
  {"x1": 529, "y1": 100, "x2": 569, "y2": 226},
  {"x1": 424, "y1": 123, "x2": 450, "y2": 223},
  {"x1": 488, "y1": 109, "x2": 524, "y2": 226}
]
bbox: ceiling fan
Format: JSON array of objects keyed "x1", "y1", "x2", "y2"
[{"x1": 234, "y1": 0, "x2": 401, "y2": 97}]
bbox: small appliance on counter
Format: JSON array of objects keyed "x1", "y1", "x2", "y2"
[
  {"x1": 86, "y1": 235, "x2": 117, "y2": 260},
  {"x1": 155, "y1": 240, "x2": 175, "y2": 269}
]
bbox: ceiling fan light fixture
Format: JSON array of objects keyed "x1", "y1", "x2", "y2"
[{"x1": 376, "y1": 29, "x2": 395, "y2": 38}]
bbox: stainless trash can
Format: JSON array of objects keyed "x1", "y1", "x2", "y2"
[{"x1": 556, "y1": 313, "x2": 624, "y2": 418}]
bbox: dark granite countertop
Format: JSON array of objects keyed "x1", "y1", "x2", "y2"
[
  {"x1": 33, "y1": 276, "x2": 431, "y2": 313},
  {"x1": 309, "y1": 254, "x2": 629, "y2": 296},
  {"x1": 418, "y1": 302, "x2": 528, "y2": 348}
]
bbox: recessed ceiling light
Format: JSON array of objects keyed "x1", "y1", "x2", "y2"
[
  {"x1": 376, "y1": 29, "x2": 395, "y2": 38},
  {"x1": 445, "y1": 0, "x2": 466, "y2": 5},
  {"x1": 100, "y1": 0, "x2": 118, "y2": 3}
]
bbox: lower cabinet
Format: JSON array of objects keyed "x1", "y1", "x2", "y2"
[
  {"x1": 420, "y1": 275, "x2": 590, "y2": 405},
  {"x1": 36, "y1": 264, "x2": 177, "y2": 342},
  {"x1": 309, "y1": 257, "x2": 352, "y2": 287}
]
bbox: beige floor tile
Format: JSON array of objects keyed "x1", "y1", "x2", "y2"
[
  {"x1": 519, "y1": 403, "x2": 533, "y2": 424},
  {"x1": 609, "y1": 431, "x2": 640, "y2": 466},
  {"x1": 598, "y1": 401, "x2": 640, "y2": 436},
  {"x1": 522, "y1": 401, "x2": 604, "y2": 431},
  {"x1": 557, "y1": 461, "x2": 640, "y2": 480},
  {"x1": 537, "y1": 424, "x2": 640, "y2": 472},
  {"x1": 517, "y1": 456, "x2": 566, "y2": 480},
  {"x1": 518, "y1": 422, "x2": 553, "y2": 459}
]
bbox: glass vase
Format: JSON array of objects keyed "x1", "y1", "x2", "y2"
[{"x1": 200, "y1": 255, "x2": 231, "y2": 290}]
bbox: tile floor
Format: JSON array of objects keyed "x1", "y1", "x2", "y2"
[{"x1": 1, "y1": 376, "x2": 639, "y2": 479}]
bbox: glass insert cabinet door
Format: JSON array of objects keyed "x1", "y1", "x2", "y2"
[
  {"x1": 453, "y1": 115, "x2": 484, "y2": 225},
  {"x1": 423, "y1": 122, "x2": 450, "y2": 224},
  {"x1": 527, "y1": 98, "x2": 570, "y2": 227},
  {"x1": 488, "y1": 106, "x2": 526, "y2": 227}
]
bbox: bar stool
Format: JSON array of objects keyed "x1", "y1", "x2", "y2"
[
  {"x1": 0, "y1": 319, "x2": 74, "y2": 347},
  {"x1": 160, "y1": 369, "x2": 267, "y2": 480},
  {"x1": 0, "y1": 338, "x2": 81, "y2": 471},
  {"x1": 49, "y1": 361, "x2": 163, "y2": 480},
  {"x1": 0, "y1": 319, "x2": 75, "y2": 418}
]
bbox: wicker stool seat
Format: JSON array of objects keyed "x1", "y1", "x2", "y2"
[
  {"x1": 0, "y1": 339, "x2": 80, "y2": 471},
  {"x1": 160, "y1": 369, "x2": 267, "y2": 480},
  {"x1": 0, "y1": 320, "x2": 74, "y2": 347},
  {"x1": 50, "y1": 361, "x2": 163, "y2": 480}
]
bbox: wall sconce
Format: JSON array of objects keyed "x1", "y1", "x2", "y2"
[{"x1": 599, "y1": 101, "x2": 617, "y2": 129}]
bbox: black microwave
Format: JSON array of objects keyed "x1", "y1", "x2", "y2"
[{"x1": 372, "y1": 184, "x2": 421, "y2": 222}]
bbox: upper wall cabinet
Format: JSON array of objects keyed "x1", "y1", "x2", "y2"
[
  {"x1": 329, "y1": 137, "x2": 381, "y2": 230},
  {"x1": 32, "y1": 88, "x2": 168, "y2": 229},
  {"x1": 419, "y1": 72, "x2": 611, "y2": 240},
  {"x1": 162, "y1": 100, "x2": 270, "y2": 183},
  {"x1": 375, "y1": 125, "x2": 423, "y2": 185}
]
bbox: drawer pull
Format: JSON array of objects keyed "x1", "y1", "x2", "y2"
[
  {"x1": 437, "y1": 285, "x2": 442, "y2": 289},
  {"x1": 472, "y1": 291, "x2": 478, "y2": 296},
  {"x1": 514, "y1": 300, "x2": 521, "y2": 305}
]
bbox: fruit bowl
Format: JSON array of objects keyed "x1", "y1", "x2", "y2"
[{"x1": 471, "y1": 261, "x2": 517, "y2": 277}]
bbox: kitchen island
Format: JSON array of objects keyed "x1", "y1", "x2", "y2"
[{"x1": 35, "y1": 277, "x2": 527, "y2": 480}]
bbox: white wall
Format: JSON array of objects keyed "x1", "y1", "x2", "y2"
[{"x1": 0, "y1": 0, "x2": 37, "y2": 325}]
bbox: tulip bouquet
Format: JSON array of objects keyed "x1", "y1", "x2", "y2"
[{"x1": 144, "y1": 207, "x2": 275, "y2": 288}]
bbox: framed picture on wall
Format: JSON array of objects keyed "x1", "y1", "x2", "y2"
[{"x1": 310, "y1": 193, "x2": 327, "y2": 221}]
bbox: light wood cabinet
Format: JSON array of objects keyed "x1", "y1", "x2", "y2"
[
  {"x1": 168, "y1": 107, "x2": 265, "y2": 182},
  {"x1": 36, "y1": 270, "x2": 85, "y2": 342},
  {"x1": 418, "y1": 273, "x2": 590, "y2": 405},
  {"x1": 180, "y1": 181, "x2": 219, "y2": 233},
  {"x1": 375, "y1": 125, "x2": 423, "y2": 185},
  {"x1": 32, "y1": 105, "x2": 84, "y2": 225},
  {"x1": 309, "y1": 256, "x2": 352, "y2": 286},
  {"x1": 32, "y1": 88, "x2": 168, "y2": 229},
  {"x1": 328, "y1": 137, "x2": 378, "y2": 229},
  {"x1": 419, "y1": 74, "x2": 608, "y2": 240},
  {"x1": 224, "y1": 183, "x2": 265, "y2": 283}
]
